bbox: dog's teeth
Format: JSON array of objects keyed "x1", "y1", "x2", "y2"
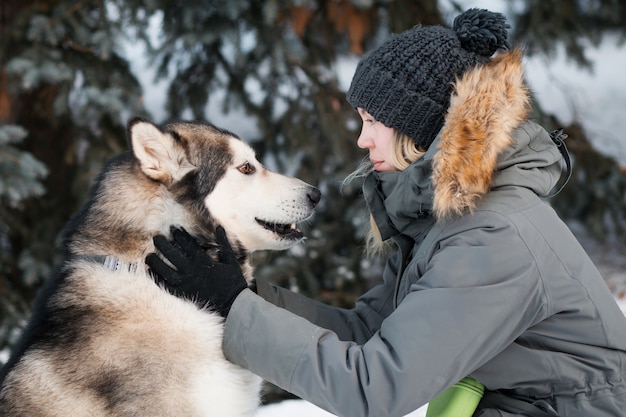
[{"x1": 260, "y1": 220, "x2": 300, "y2": 237}]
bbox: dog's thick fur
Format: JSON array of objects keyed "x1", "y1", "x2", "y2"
[{"x1": 0, "y1": 118, "x2": 320, "y2": 416}]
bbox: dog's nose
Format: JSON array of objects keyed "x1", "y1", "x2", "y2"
[{"x1": 308, "y1": 187, "x2": 321, "y2": 208}]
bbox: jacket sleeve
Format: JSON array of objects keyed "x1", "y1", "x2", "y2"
[
  {"x1": 223, "y1": 217, "x2": 547, "y2": 417},
  {"x1": 252, "y1": 249, "x2": 401, "y2": 343}
]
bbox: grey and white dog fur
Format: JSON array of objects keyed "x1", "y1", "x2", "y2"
[{"x1": 0, "y1": 118, "x2": 320, "y2": 417}]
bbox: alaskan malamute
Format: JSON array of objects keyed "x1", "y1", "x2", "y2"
[{"x1": 0, "y1": 118, "x2": 320, "y2": 416}]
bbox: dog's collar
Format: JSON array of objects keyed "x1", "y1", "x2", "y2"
[
  {"x1": 101, "y1": 255, "x2": 140, "y2": 274},
  {"x1": 78, "y1": 255, "x2": 141, "y2": 274}
]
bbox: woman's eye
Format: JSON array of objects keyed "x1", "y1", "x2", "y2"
[{"x1": 238, "y1": 162, "x2": 256, "y2": 175}]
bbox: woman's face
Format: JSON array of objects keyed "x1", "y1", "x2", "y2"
[{"x1": 356, "y1": 108, "x2": 398, "y2": 172}]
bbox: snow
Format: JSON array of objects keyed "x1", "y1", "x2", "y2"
[{"x1": 256, "y1": 399, "x2": 428, "y2": 417}]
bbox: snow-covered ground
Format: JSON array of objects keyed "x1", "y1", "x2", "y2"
[{"x1": 256, "y1": 398, "x2": 428, "y2": 417}]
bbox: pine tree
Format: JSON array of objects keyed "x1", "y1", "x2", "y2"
[
  {"x1": 0, "y1": 123, "x2": 48, "y2": 349},
  {"x1": 0, "y1": 0, "x2": 145, "y2": 352}
]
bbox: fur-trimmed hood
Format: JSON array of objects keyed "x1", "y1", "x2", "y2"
[
  {"x1": 363, "y1": 49, "x2": 563, "y2": 240},
  {"x1": 433, "y1": 48, "x2": 561, "y2": 218}
]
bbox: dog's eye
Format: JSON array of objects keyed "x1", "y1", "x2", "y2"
[{"x1": 238, "y1": 162, "x2": 256, "y2": 175}]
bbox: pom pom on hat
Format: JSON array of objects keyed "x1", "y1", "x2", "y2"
[
  {"x1": 347, "y1": 8, "x2": 510, "y2": 150},
  {"x1": 453, "y1": 8, "x2": 510, "y2": 56}
]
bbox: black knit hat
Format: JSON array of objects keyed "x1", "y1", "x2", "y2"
[{"x1": 346, "y1": 8, "x2": 510, "y2": 150}]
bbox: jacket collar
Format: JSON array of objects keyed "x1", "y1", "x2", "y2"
[{"x1": 362, "y1": 138, "x2": 439, "y2": 242}]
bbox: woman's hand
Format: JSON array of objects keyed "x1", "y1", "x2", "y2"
[{"x1": 146, "y1": 226, "x2": 247, "y2": 317}]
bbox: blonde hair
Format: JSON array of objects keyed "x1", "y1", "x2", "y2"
[{"x1": 344, "y1": 130, "x2": 426, "y2": 257}]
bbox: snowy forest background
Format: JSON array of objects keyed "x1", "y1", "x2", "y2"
[{"x1": 1, "y1": 0, "x2": 626, "y2": 407}]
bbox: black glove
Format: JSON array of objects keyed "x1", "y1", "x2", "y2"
[{"x1": 146, "y1": 226, "x2": 247, "y2": 317}]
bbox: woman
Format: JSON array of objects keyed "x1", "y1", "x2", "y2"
[{"x1": 147, "y1": 8, "x2": 626, "y2": 417}]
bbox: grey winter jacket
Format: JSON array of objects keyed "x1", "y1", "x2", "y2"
[{"x1": 223, "y1": 50, "x2": 626, "y2": 417}]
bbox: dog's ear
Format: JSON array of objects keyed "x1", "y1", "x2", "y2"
[{"x1": 128, "y1": 118, "x2": 195, "y2": 185}]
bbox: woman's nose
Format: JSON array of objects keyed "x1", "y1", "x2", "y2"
[{"x1": 356, "y1": 131, "x2": 371, "y2": 149}]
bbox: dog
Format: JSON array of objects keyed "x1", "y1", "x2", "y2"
[{"x1": 0, "y1": 117, "x2": 321, "y2": 416}]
